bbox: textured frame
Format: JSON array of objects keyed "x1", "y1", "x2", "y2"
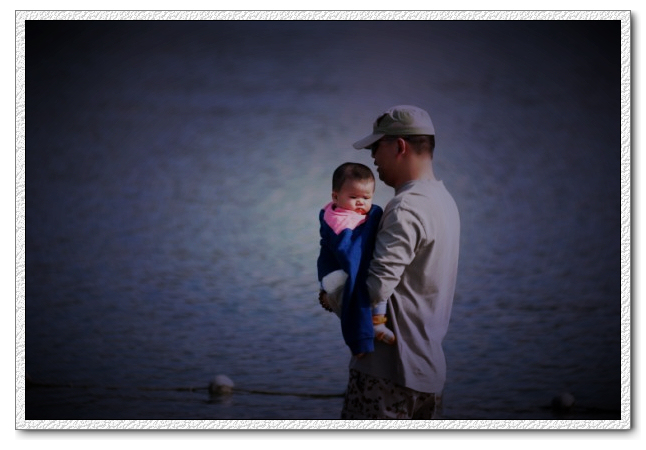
[{"x1": 14, "y1": 9, "x2": 631, "y2": 431}]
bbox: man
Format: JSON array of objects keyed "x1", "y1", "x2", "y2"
[{"x1": 323, "y1": 105, "x2": 460, "y2": 419}]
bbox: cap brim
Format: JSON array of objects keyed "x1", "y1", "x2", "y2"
[{"x1": 352, "y1": 133, "x2": 385, "y2": 150}]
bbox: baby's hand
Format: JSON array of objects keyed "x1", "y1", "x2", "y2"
[{"x1": 319, "y1": 290, "x2": 333, "y2": 312}]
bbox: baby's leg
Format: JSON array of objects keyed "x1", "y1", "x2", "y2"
[
  {"x1": 321, "y1": 270, "x2": 347, "y2": 296},
  {"x1": 321, "y1": 270, "x2": 347, "y2": 317},
  {"x1": 372, "y1": 302, "x2": 396, "y2": 345}
]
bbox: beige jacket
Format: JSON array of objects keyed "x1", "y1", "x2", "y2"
[{"x1": 350, "y1": 178, "x2": 460, "y2": 394}]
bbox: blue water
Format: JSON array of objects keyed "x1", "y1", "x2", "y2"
[{"x1": 22, "y1": 20, "x2": 622, "y2": 423}]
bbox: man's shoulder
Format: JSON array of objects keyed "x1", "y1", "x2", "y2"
[
  {"x1": 386, "y1": 182, "x2": 431, "y2": 211},
  {"x1": 383, "y1": 180, "x2": 458, "y2": 225},
  {"x1": 382, "y1": 194, "x2": 426, "y2": 228},
  {"x1": 390, "y1": 180, "x2": 455, "y2": 207}
]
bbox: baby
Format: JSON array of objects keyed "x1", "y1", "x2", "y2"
[{"x1": 317, "y1": 162, "x2": 395, "y2": 356}]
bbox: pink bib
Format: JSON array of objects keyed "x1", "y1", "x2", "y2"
[{"x1": 323, "y1": 202, "x2": 367, "y2": 235}]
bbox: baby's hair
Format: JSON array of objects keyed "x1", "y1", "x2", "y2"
[{"x1": 332, "y1": 162, "x2": 375, "y2": 192}]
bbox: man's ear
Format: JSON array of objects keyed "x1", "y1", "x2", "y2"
[{"x1": 396, "y1": 137, "x2": 408, "y2": 155}]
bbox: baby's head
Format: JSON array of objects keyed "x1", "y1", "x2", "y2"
[{"x1": 331, "y1": 162, "x2": 375, "y2": 215}]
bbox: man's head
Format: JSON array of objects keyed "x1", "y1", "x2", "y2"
[
  {"x1": 331, "y1": 162, "x2": 375, "y2": 215},
  {"x1": 353, "y1": 105, "x2": 436, "y2": 189},
  {"x1": 352, "y1": 105, "x2": 435, "y2": 153}
]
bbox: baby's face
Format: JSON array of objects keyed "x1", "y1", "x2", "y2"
[{"x1": 333, "y1": 179, "x2": 374, "y2": 215}]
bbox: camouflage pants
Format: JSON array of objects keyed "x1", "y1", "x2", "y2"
[{"x1": 341, "y1": 369, "x2": 441, "y2": 420}]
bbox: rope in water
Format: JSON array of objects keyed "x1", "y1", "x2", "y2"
[
  {"x1": 24, "y1": 375, "x2": 621, "y2": 416},
  {"x1": 25, "y1": 374, "x2": 345, "y2": 399}
]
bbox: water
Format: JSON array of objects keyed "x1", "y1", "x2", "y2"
[{"x1": 21, "y1": 19, "x2": 623, "y2": 424}]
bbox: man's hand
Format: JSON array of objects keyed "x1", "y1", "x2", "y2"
[{"x1": 319, "y1": 290, "x2": 334, "y2": 312}]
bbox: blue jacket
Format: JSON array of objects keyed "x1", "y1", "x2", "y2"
[{"x1": 317, "y1": 204, "x2": 383, "y2": 355}]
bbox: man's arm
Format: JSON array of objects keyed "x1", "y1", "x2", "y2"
[{"x1": 366, "y1": 206, "x2": 425, "y2": 303}]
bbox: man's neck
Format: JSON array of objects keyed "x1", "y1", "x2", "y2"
[{"x1": 394, "y1": 160, "x2": 436, "y2": 190}]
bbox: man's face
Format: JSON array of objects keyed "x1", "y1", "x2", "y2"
[
  {"x1": 370, "y1": 137, "x2": 398, "y2": 187},
  {"x1": 332, "y1": 179, "x2": 375, "y2": 215}
]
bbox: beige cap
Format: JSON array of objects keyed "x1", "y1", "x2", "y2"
[{"x1": 353, "y1": 105, "x2": 435, "y2": 149}]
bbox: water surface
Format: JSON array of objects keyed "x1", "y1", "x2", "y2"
[{"x1": 23, "y1": 20, "x2": 622, "y2": 423}]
